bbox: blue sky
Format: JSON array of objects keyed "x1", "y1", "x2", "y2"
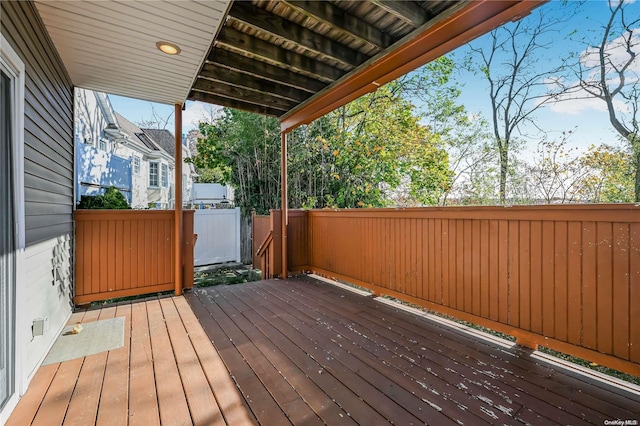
[{"x1": 109, "y1": 0, "x2": 638, "y2": 156}]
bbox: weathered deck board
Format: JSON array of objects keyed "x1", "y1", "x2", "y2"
[
  {"x1": 64, "y1": 306, "x2": 115, "y2": 425},
  {"x1": 187, "y1": 276, "x2": 640, "y2": 426},
  {"x1": 172, "y1": 297, "x2": 257, "y2": 426},
  {"x1": 145, "y1": 298, "x2": 193, "y2": 425},
  {"x1": 128, "y1": 300, "x2": 160, "y2": 426},
  {"x1": 7, "y1": 278, "x2": 639, "y2": 426},
  {"x1": 159, "y1": 297, "x2": 225, "y2": 426}
]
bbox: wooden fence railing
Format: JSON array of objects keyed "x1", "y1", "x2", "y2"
[
  {"x1": 252, "y1": 213, "x2": 271, "y2": 269},
  {"x1": 74, "y1": 210, "x2": 195, "y2": 304},
  {"x1": 259, "y1": 205, "x2": 640, "y2": 376}
]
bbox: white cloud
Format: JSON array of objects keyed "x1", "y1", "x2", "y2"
[
  {"x1": 580, "y1": 29, "x2": 640, "y2": 77},
  {"x1": 546, "y1": 27, "x2": 639, "y2": 115},
  {"x1": 548, "y1": 85, "x2": 630, "y2": 115}
]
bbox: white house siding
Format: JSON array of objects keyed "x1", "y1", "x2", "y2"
[
  {"x1": 132, "y1": 170, "x2": 148, "y2": 208},
  {"x1": 23, "y1": 237, "x2": 73, "y2": 373},
  {"x1": 0, "y1": 1, "x2": 74, "y2": 420},
  {"x1": 112, "y1": 142, "x2": 149, "y2": 208},
  {"x1": 75, "y1": 88, "x2": 108, "y2": 149}
]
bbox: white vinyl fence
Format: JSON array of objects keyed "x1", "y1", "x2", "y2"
[{"x1": 193, "y1": 208, "x2": 241, "y2": 266}]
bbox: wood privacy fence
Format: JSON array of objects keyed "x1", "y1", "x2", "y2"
[
  {"x1": 252, "y1": 213, "x2": 271, "y2": 268},
  {"x1": 74, "y1": 210, "x2": 195, "y2": 304},
  {"x1": 259, "y1": 205, "x2": 640, "y2": 375}
]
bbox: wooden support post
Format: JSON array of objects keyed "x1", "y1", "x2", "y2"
[
  {"x1": 174, "y1": 103, "x2": 183, "y2": 296},
  {"x1": 281, "y1": 132, "x2": 288, "y2": 279}
]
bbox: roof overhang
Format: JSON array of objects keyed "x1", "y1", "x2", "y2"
[{"x1": 34, "y1": 0, "x2": 231, "y2": 105}]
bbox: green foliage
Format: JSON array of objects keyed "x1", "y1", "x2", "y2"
[
  {"x1": 194, "y1": 110, "x2": 282, "y2": 214},
  {"x1": 194, "y1": 167, "x2": 227, "y2": 184},
  {"x1": 193, "y1": 62, "x2": 456, "y2": 212},
  {"x1": 578, "y1": 144, "x2": 635, "y2": 203},
  {"x1": 78, "y1": 186, "x2": 130, "y2": 209}
]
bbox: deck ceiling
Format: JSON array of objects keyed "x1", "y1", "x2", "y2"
[
  {"x1": 194, "y1": 0, "x2": 464, "y2": 117},
  {"x1": 34, "y1": 0, "x2": 231, "y2": 105},
  {"x1": 34, "y1": 1, "x2": 545, "y2": 130}
]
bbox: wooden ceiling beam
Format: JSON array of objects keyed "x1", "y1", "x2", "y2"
[
  {"x1": 199, "y1": 63, "x2": 310, "y2": 103},
  {"x1": 189, "y1": 90, "x2": 285, "y2": 117},
  {"x1": 208, "y1": 49, "x2": 327, "y2": 94},
  {"x1": 371, "y1": 0, "x2": 429, "y2": 28},
  {"x1": 217, "y1": 26, "x2": 345, "y2": 82},
  {"x1": 192, "y1": 79, "x2": 298, "y2": 112},
  {"x1": 229, "y1": 2, "x2": 369, "y2": 68},
  {"x1": 283, "y1": 1, "x2": 394, "y2": 51},
  {"x1": 280, "y1": 0, "x2": 546, "y2": 133}
]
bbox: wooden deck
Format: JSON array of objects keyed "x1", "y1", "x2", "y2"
[
  {"x1": 7, "y1": 276, "x2": 640, "y2": 425},
  {"x1": 188, "y1": 276, "x2": 639, "y2": 426},
  {"x1": 6, "y1": 295, "x2": 255, "y2": 426}
]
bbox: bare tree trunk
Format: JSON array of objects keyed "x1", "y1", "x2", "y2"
[
  {"x1": 499, "y1": 148, "x2": 508, "y2": 204},
  {"x1": 635, "y1": 143, "x2": 640, "y2": 202},
  {"x1": 240, "y1": 212, "x2": 252, "y2": 265}
]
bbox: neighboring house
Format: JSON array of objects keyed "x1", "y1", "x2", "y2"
[
  {"x1": 74, "y1": 88, "x2": 197, "y2": 209},
  {"x1": 74, "y1": 88, "x2": 132, "y2": 203},
  {"x1": 112, "y1": 113, "x2": 177, "y2": 209},
  {"x1": 141, "y1": 128, "x2": 196, "y2": 206}
]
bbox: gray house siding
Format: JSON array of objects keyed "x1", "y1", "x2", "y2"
[
  {"x1": 2, "y1": 1, "x2": 74, "y2": 243},
  {"x1": 0, "y1": 0, "x2": 74, "y2": 387}
]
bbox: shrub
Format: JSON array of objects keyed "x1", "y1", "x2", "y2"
[{"x1": 78, "y1": 186, "x2": 130, "y2": 209}]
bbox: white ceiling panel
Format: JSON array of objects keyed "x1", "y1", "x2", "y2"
[{"x1": 35, "y1": 0, "x2": 230, "y2": 105}]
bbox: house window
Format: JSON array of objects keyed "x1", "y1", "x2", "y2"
[
  {"x1": 149, "y1": 162, "x2": 159, "y2": 187},
  {"x1": 133, "y1": 156, "x2": 141, "y2": 175},
  {"x1": 98, "y1": 138, "x2": 107, "y2": 151},
  {"x1": 161, "y1": 164, "x2": 168, "y2": 187}
]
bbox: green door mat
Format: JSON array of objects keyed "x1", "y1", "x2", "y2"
[{"x1": 43, "y1": 317, "x2": 125, "y2": 365}]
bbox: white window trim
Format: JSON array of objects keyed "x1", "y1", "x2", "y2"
[
  {"x1": 133, "y1": 156, "x2": 141, "y2": 175},
  {"x1": 0, "y1": 33, "x2": 26, "y2": 422},
  {"x1": 0, "y1": 34, "x2": 25, "y2": 250},
  {"x1": 148, "y1": 161, "x2": 160, "y2": 188},
  {"x1": 161, "y1": 163, "x2": 168, "y2": 188}
]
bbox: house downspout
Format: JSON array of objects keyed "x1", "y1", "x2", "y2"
[
  {"x1": 281, "y1": 131, "x2": 288, "y2": 279},
  {"x1": 174, "y1": 103, "x2": 183, "y2": 295}
]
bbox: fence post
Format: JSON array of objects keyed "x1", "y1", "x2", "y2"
[
  {"x1": 270, "y1": 210, "x2": 282, "y2": 277},
  {"x1": 182, "y1": 210, "x2": 195, "y2": 289}
]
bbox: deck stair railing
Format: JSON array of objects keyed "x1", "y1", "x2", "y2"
[{"x1": 255, "y1": 231, "x2": 274, "y2": 279}]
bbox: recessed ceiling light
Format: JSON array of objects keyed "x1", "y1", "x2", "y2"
[{"x1": 156, "y1": 41, "x2": 181, "y2": 55}]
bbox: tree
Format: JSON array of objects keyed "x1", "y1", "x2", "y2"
[
  {"x1": 78, "y1": 186, "x2": 130, "y2": 209},
  {"x1": 466, "y1": 3, "x2": 574, "y2": 203},
  {"x1": 527, "y1": 133, "x2": 594, "y2": 203},
  {"x1": 572, "y1": 0, "x2": 640, "y2": 200},
  {"x1": 578, "y1": 144, "x2": 635, "y2": 203},
  {"x1": 194, "y1": 110, "x2": 282, "y2": 214},
  {"x1": 135, "y1": 104, "x2": 174, "y2": 130},
  {"x1": 437, "y1": 113, "x2": 496, "y2": 205},
  {"x1": 192, "y1": 58, "x2": 460, "y2": 212},
  {"x1": 319, "y1": 83, "x2": 451, "y2": 208}
]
